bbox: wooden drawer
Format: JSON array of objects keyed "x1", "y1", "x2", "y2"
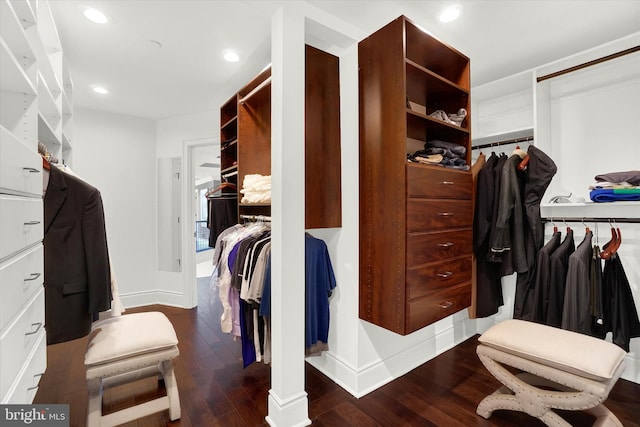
[
  {"x1": 0, "y1": 287, "x2": 44, "y2": 399},
  {"x1": 0, "y1": 126, "x2": 42, "y2": 197},
  {"x1": 0, "y1": 195, "x2": 43, "y2": 261},
  {"x1": 4, "y1": 330, "x2": 46, "y2": 404},
  {"x1": 407, "y1": 199, "x2": 472, "y2": 232},
  {"x1": 406, "y1": 164, "x2": 471, "y2": 199},
  {"x1": 0, "y1": 244, "x2": 43, "y2": 330},
  {"x1": 406, "y1": 229, "x2": 472, "y2": 267},
  {"x1": 407, "y1": 256, "x2": 471, "y2": 299},
  {"x1": 407, "y1": 282, "x2": 471, "y2": 333}
]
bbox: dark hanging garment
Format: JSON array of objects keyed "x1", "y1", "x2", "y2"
[
  {"x1": 530, "y1": 231, "x2": 562, "y2": 323},
  {"x1": 491, "y1": 155, "x2": 527, "y2": 274},
  {"x1": 473, "y1": 154, "x2": 504, "y2": 317},
  {"x1": 486, "y1": 155, "x2": 509, "y2": 267},
  {"x1": 603, "y1": 255, "x2": 640, "y2": 352},
  {"x1": 44, "y1": 165, "x2": 112, "y2": 344},
  {"x1": 561, "y1": 232, "x2": 593, "y2": 335},
  {"x1": 545, "y1": 229, "x2": 575, "y2": 327},
  {"x1": 590, "y1": 246, "x2": 606, "y2": 339},
  {"x1": 208, "y1": 197, "x2": 238, "y2": 247},
  {"x1": 513, "y1": 146, "x2": 557, "y2": 320}
]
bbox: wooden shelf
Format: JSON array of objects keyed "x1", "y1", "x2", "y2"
[{"x1": 220, "y1": 46, "x2": 342, "y2": 229}]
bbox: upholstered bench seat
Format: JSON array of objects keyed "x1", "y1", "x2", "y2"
[
  {"x1": 85, "y1": 312, "x2": 181, "y2": 427},
  {"x1": 476, "y1": 319, "x2": 626, "y2": 427}
]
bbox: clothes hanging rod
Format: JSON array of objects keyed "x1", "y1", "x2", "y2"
[
  {"x1": 240, "y1": 214, "x2": 271, "y2": 222},
  {"x1": 536, "y1": 45, "x2": 640, "y2": 83},
  {"x1": 472, "y1": 135, "x2": 534, "y2": 151},
  {"x1": 239, "y1": 77, "x2": 272, "y2": 104},
  {"x1": 542, "y1": 217, "x2": 640, "y2": 224}
]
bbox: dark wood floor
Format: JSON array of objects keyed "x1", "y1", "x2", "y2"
[{"x1": 35, "y1": 278, "x2": 640, "y2": 426}]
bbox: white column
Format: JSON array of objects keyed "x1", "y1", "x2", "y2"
[{"x1": 267, "y1": 3, "x2": 309, "y2": 427}]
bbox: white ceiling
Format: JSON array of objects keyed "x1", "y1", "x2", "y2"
[{"x1": 50, "y1": 0, "x2": 640, "y2": 120}]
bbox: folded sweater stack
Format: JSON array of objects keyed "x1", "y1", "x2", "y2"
[{"x1": 241, "y1": 174, "x2": 271, "y2": 204}]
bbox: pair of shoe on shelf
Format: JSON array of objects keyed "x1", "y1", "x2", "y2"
[{"x1": 429, "y1": 108, "x2": 467, "y2": 127}]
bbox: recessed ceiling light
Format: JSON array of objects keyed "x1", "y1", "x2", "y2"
[
  {"x1": 439, "y1": 5, "x2": 461, "y2": 23},
  {"x1": 92, "y1": 86, "x2": 109, "y2": 94},
  {"x1": 223, "y1": 50, "x2": 240, "y2": 63},
  {"x1": 84, "y1": 8, "x2": 108, "y2": 24}
]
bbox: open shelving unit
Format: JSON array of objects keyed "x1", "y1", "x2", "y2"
[{"x1": 359, "y1": 16, "x2": 472, "y2": 335}]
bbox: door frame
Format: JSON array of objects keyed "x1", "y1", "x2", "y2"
[{"x1": 181, "y1": 136, "x2": 218, "y2": 308}]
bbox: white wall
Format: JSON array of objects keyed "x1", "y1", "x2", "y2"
[
  {"x1": 72, "y1": 108, "x2": 156, "y2": 300},
  {"x1": 154, "y1": 111, "x2": 217, "y2": 305}
]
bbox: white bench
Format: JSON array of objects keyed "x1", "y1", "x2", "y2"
[
  {"x1": 477, "y1": 319, "x2": 626, "y2": 427},
  {"x1": 84, "y1": 312, "x2": 181, "y2": 427}
]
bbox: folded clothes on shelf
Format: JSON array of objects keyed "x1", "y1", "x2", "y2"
[
  {"x1": 240, "y1": 174, "x2": 271, "y2": 204},
  {"x1": 595, "y1": 170, "x2": 640, "y2": 186},
  {"x1": 590, "y1": 187, "x2": 640, "y2": 203}
]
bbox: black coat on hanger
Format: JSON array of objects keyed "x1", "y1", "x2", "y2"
[{"x1": 43, "y1": 165, "x2": 112, "y2": 344}]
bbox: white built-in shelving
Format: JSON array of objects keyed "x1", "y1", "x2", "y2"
[{"x1": 1, "y1": 0, "x2": 74, "y2": 403}]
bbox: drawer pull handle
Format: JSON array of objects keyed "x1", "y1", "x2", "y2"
[
  {"x1": 23, "y1": 167, "x2": 40, "y2": 173},
  {"x1": 24, "y1": 272, "x2": 42, "y2": 282},
  {"x1": 23, "y1": 221, "x2": 41, "y2": 226},
  {"x1": 26, "y1": 373, "x2": 45, "y2": 391},
  {"x1": 437, "y1": 212, "x2": 454, "y2": 217},
  {"x1": 440, "y1": 181, "x2": 454, "y2": 185},
  {"x1": 437, "y1": 271, "x2": 453, "y2": 279},
  {"x1": 437, "y1": 242, "x2": 454, "y2": 248},
  {"x1": 25, "y1": 322, "x2": 43, "y2": 336},
  {"x1": 438, "y1": 301, "x2": 453, "y2": 309}
]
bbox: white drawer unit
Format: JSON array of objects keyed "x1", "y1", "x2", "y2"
[
  {"x1": 3, "y1": 330, "x2": 46, "y2": 404},
  {"x1": 0, "y1": 125, "x2": 43, "y2": 197},
  {"x1": 0, "y1": 244, "x2": 43, "y2": 330},
  {"x1": 0, "y1": 195, "x2": 43, "y2": 262},
  {"x1": 1, "y1": 0, "x2": 71, "y2": 405},
  {"x1": 0, "y1": 287, "x2": 45, "y2": 400}
]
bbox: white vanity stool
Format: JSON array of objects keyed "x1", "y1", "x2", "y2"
[
  {"x1": 476, "y1": 319, "x2": 626, "y2": 427},
  {"x1": 84, "y1": 312, "x2": 181, "y2": 427}
]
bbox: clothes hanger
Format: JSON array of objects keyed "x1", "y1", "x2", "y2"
[
  {"x1": 600, "y1": 219, "x2": 618, "y2": 260},
  {"x1": 206, "y1": 181, "x2": 238, "y2": 198},
  {"x1": 609, "y1": 220, "x2": 622, "y2": 256},
  {"x1": 582, "y1": 218, "x2": 590, "y2": 234},
  {"x1": 42, "y1": 157, "x2": 50, "y2": 170}
]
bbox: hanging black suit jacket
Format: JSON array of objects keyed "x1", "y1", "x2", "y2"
[{"x1": 43, "y1": 165, "x2": 112, "y2": 344}]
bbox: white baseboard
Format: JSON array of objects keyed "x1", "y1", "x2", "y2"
[
  {"x1": 307, "y1": 316, "x2": 477, "y2": 398},
  {"x1": 119, "y1": 290, "x2": 186, "y2": 310}
]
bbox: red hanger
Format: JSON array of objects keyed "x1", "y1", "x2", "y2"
[
  {"x1": 206, "y1": 181, "x2": 237, "y2": 197},
  {"x1": 42, "y1": 157, "x2": 50, "y2": 170},
  {"x1": 600, "y1": 225, "x2": 620, "y2": 260}
]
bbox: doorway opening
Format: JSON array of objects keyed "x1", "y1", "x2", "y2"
[{"x1": 182, "y1": 137, "x2": 219, "y2": 308}]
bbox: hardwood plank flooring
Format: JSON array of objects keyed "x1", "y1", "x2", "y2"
[{"x1": 34, "y1": 278, "x2": 640, "y2": 426}]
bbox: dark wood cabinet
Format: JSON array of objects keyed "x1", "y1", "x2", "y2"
[
  {"x1": 359, "y1": 16, "x2": 472, "y2": 335},
  {"x1": 218, "y1": 45, "x2": 342, "y2": 228}
]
